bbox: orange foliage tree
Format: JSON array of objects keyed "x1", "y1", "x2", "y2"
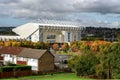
[
  {"x1": 61, "y1": 43, "x2": 69, "y2": 52},
  {"x1": 52, "y1": 43, "x2": 59, "y2": 51}
]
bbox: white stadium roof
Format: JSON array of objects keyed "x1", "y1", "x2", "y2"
[
  {"x1": 33, "y1": 20, "x2": 81, "y2": 27},
  {"x1": 12, "y1": 23, "x2": 39, "y2": 38}
]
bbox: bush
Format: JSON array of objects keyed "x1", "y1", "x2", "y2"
[
  {"x1": 7, "y1": 62, "x2": 17, "y2": 66},
  {"x1": 0, "y1": 65, "x2": 31, "y2": 72}
]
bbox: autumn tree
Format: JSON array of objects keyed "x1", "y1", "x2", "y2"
[
  {"x1": 52, "y1": 43, "x2": 59, "y2": 52},
  {"x1": 96, "y1": 42, "x2": 120, "y2": 79},
  {"x1": 61, "y1": 43, "x2": 69, "y2": 52},
  {"x1": 4, "y1": 41, "x2": 12, "y2": 46},
  {"x1": 12, "y1": 41, "x2": 21, "y2": 47},
  {"x1": 0, "y1": 41, "x2": 4, "y2": 46}
]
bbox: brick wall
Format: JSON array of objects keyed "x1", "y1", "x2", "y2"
[
  {"x1": 38, "y1": 52, "x2": 54, "y2": 72},
  {"x1": 0, "y1": 70, "x2": 32, "y2": 78}
]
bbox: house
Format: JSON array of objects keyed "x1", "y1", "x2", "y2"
[
  {"x1": 0, "y1": 46, "x2": 55, "y2": 74},
  {"x1": 0, "y1": 46, "x2": 23, "y2": 65},
  {"x1": 17, "y1": 48, "x2": 54, "y2": 74}
]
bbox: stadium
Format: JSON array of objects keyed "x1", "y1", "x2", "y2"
[{"x1": 1, "y1": 20, "x2": 84, "y2": 43}]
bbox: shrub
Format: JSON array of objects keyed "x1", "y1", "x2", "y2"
[{"x1": 0, "y1": 65, "x2": 31, "y2": 72}]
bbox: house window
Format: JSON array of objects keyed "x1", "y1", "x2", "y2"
[
  {"x1": 68, "y1": 32, "x2": 70, "y2": 42},
  {"x1": 32, "y1": 66, "x2": 37, "y2": 70},
  {"x1": 47, "y1": 35, "x2": 56, "y2": 39},
  {"x1": 18, "y1": 57, "x2": 26, "y2": 61},
  {"x1": 5, "y1": 54, "x2": 9, "y2": 57},
  {"x1": 10, "y1": 55, "x2": 12, "y2": 57}
]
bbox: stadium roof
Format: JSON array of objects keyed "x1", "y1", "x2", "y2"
[{"x1": 12, "y1": 20, "x2": 83, "y2": 39}]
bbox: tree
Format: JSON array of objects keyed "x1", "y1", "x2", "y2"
[
  {"x1": 68, "y1": 55, "x2": 80, "y2": 72},
  {"x1": 68, "y1": 50, "x2": 99, "y2": 76},
  {"x1": 4, "y1": 41, "x2": 12, "y2": 46},
  {"x1": 96, "y1": 42, "x2": 120, "y2": 79},
  {"x1": 96, "y1": 43, "x2": 111, "y2": 79},
  {"x1": 0, "y1": 41, "x2": 4, "y2": 46},
  {"x1": 12, "y1": 41, "x2": 21, "y2": 47},
  {"x1": 52, "y1": 43, "x2": 59, "y2": 52},
  {"x1": 44, "y1": 41, "x2": 50, "y2": 50},
  {"x1": 75, "y1": 50, "x2": 99, "y2": 76},
  {"x1": 109, "y1": 43, "x2": 120, "y2": 78},
  {"x1": 117, "y1": 34, "x2": 120, "y2": 42},
  {"x1": 34, "y1": 42, "x2": 46, "y2": 49},
  {"x1": 61, "y1": 43, "x2": 69, "y2": 52}
]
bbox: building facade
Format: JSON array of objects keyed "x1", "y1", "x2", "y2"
[
  {"x1": 12, "y1": 20, "x2": 84, "y2": 43},
  {"x1": 0, "y1": 46, "x2": 54, "y2": 73},
  {"x1": 17, "y1": 48, "x2": 54, "y2": 73}
]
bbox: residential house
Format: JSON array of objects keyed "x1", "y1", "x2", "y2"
[
  {"x1": 0, "y1": 46, "x2": 55, "y2": 74},
  {"x1": 17, "y1": 48, "x2": 54, "y2": 73},
  {"x1": 0, "y1": 46, "x2": 23, "y2": 65}
]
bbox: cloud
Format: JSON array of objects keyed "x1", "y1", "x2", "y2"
[
  {"x1": 74, "y1": 0, "x2": 120, "y2": 14},
  {"x1": 2, "y1": 0, "x2": 120, "y2": 19},
  {"x1": 0, "y1": 0, "x2": 120, "y2": 27}
]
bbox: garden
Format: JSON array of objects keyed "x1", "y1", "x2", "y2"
[{"x1": 3, "y1": 73, "x2": 91, "y2": 80}]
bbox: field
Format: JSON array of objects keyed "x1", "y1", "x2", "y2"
[{"x1": 3, "y1": 73, "x2": 91, "y2": 80}]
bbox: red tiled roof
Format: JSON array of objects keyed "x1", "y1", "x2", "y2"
[{"x1": 0, "y1": 46, "x2": 24, "y2": 55}]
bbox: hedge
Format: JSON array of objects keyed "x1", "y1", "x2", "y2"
[{"x1": 0, "y1": 65, "x2": 31, "y2": 72}]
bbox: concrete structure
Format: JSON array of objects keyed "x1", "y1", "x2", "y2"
[
  {"x1": 0, "y1": 35, "x2": 22, "y2": 41},
  {"x1": 12, "y1": 20, "x2": 84, "y2": 43}
]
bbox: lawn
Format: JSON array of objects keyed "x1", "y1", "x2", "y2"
[{"x1": 3, "y1": 73, "x2": 91, "y2": 80}]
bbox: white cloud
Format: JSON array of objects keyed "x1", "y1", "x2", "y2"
[{"x1": 0, "y1": 0, "x2": 120, "y2": 27}]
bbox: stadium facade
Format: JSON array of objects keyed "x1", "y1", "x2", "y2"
[{"x1": 1, "y1": 20, "x2": 84, "y2": 43}]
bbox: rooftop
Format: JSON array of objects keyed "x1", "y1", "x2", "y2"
[{"x1": 32, "y1": 19, "x2": 82, "y2": 27}]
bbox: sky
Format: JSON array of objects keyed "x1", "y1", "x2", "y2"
[{"x1": 0, "y1": 0, "x2": 120, "y2": 28}]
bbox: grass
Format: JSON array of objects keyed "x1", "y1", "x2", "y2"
[{"x1": 3, "y1": 73, "x2": 92, "y2": 80}]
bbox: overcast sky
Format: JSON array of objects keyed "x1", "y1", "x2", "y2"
[{"x1": 0, "y1": 0, "x2": 120, "y2": 28}]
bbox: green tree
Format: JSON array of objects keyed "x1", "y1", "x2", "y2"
[
  {"x1": 68, "y1": 50, "x2": 99, "y2": 76},
  {"x1": 109, "y1": 43, "x2": 120, "y2": 78},
  {"x1": 117, "y1": 34, "x2": 120, "y2": 42},
  {"x1": 61, "y1": 43, "x2": 69, "y2": 52},
  {"x1": 96, "y1": 42, "x2": 120, "y2": 79},
  {"x1": 35, "y1": 42, "x2": 46, "y2": 49},
  {"x1": 96, "y1": 43, "x2": 111, "y2": 79}
]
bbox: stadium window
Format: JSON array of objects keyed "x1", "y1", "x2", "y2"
[
  {"x1": 68, "y1": 32, "x2": 70, "y2": 42},
  {"x1": 47, "y1": 35, "x2": 56, "y2": 39}
]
